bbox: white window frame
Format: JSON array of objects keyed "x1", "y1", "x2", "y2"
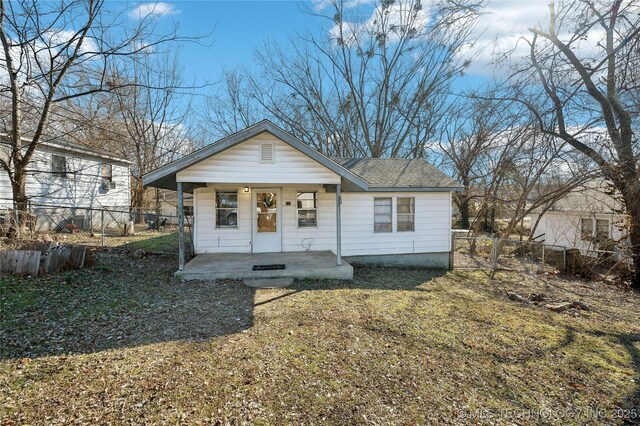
[
  {"x1": 595, "y1": 218, "x2": 610, "y2": 240},
  {"x1": 296, "y1": 191, "x2": 318, "y2": 228},
  {"x1": 374, "y1": 197, "x2": 393, "y2": 233},
  {"x1": 396, "y1": 197, "x2": 415, "y2": 232},
  {"x1": 101, "y1": 163, "x2": 113, "y2": 182},
  {"x1": 215, "y1": 190, "x2": 239, "y2": 229},
  {"x1": 51, "y1": 154, "x2": 68, "y2": 178},
  {"x1": 580, "y1": 217, "x2": 594, "y2": 240}
]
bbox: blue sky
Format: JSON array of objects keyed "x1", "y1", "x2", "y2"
[
  {"x1": 114, "y1": 1, "x2": 561, "y2": 95},
  {"x1": 118, "y1": 1, "x2": 323, "y2": 85}
]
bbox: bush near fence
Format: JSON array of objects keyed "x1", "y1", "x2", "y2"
[{"x1": 452, "y1": 235, "x2": 633, "y2": 280}]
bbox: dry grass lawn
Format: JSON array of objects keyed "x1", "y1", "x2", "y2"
[{"x1": 1, "y1": 250, "x2": 639, "y2": 425}]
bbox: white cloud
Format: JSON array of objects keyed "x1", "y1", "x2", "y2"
[
  {"x1": 460, "y1": 0, "x2": 607, "y2": 76},
  {"x1": 128, "y1": 2, "x2": 179, "y2": 20}
]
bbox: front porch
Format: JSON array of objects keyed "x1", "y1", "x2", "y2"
[{"x1": 176, "y1": 251, "x2": 354, "y2": 281}]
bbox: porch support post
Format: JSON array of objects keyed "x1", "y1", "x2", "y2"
[
  {"x1": 336, "y1": 183, "x2": 342, "y2": 266},
  {"x1": 177, "y1": 181, "x2": 185, "y2": 271}
]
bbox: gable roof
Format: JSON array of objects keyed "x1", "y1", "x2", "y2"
[
  {"x1": 334, "y1": 158, "x2": 463, "y2": 191},
  {"x1": 142, "y1": 120, "x2": 462, "y2": 192},
  {"x1": 142, "y1": 120, "x2": 369, "y2": 191}
]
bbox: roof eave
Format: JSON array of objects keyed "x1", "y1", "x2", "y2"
[{"x1": 366, "y1": 186, "x2": 464, "y2": 192}]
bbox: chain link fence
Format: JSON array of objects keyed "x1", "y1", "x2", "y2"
[
  {"x1": 0, "y1": 200, "x2": 192, "y2": 250},
  {"x1": 452, "y1": 235, "x2": 633, "y2": 278}
]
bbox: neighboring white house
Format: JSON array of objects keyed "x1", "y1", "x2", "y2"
[
  {"x1": 0, "y1": 137, "x2": 131, "y2": 231},
  {"x1": 530, "y1": 180, "x2": 629, "y2": 254},
  {"x1": 156, "y1": 189, "x2": 194, "y2": 225},
  {"x1": 143, "y1": 120, "x2": 462, "y2": 279}
]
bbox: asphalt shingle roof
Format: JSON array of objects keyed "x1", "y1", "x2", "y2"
[{"x1": 332, "y1": 158, "x2": 462, "y2": 189}]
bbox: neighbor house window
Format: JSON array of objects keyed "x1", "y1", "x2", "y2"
[
  {"x1": 374, "y1": 197, "x2": 392, "y2": 232},
  {"x1": 580, "y1": 218, "x2": 593, "y2": 240},
  {"x1": 101, "y1": 163, "x2": 113, "y2": 182},
  {"x1": 297, "y1": 192, "x2": 318, "y2": 227},
  {"x1": 216, "y1": 191, "x2": 238, "y2": 228},
  {"x1": 397, "y1": 197, "x2": 415, "y2": 232},
  {"x1": 596, "y1": 219, "x2": 610, "y2": 241},
  {"x1": 51, "y1": 154, "x2": 67, "y2": 177}
]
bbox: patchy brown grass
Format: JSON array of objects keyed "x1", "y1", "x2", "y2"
[{"x1": 1, "y1": 254, "x2": 639, "y2": 425}]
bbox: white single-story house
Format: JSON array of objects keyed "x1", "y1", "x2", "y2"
[
  {"x1": 0, "y1": 136, "x2": 131, "y2": 231},
  {"x1": 530, "y1": 180, "x2": 629, "y2": 255},
  {"x1": 142, "y1": 121, "x2": 462, "y2": 280}
]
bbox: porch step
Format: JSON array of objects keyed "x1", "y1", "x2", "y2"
[{"x1": 243, "y1": 277, "x2": 294, "y2": 289}]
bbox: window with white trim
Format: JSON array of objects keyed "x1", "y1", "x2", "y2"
[
  {"x1": 397, "y1": 197, "x2": 415, "y2": 232},
  {"x1": 580, "y1": 218, "x2": 593, "y2": 240},
  {"x1": 374, "y1": 197, "x2": 392, "y2": 232},
  {"x1": 101, "y1": 163, "x2": 113, "y2": 182},
  {"x1": 297, "y1": 192, "x2": 317, "y2": 227},
  {"x1": 51, "y1": 154, "x2": 67, "y2": 177},
  {"x1": 595, "y1": 219, "x2": 610, "y2": 241},
  {"x1": 216, "y1": 191, "x2": 238, "y2": 228}
]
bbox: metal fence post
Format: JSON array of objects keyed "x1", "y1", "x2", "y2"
[
  {"x1": 449, "y1": 233, "x2": 455, "y2": 270},
  {"x1": 562, "y1": 248, "x2": 567, "y2": 273},
  {"x1": 101, "y1": 209, "x2": 105, "y2": 248},
  {"x1": 541, "y1": 244, "x2": 546, "y2": 273},
  {"x1": 491, "y1": 237, "x2": 498, "y2": 275}
]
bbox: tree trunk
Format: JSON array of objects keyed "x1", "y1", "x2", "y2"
[
  {"x1": 621, "y1": 183, "x2": 640, "y2": 290},
  {"x1": 131, "y1": 176, "x2": 147, "y2": 224},
  {"x1": 459, "y1": 196, "x2": 470, "y2": 229},
  {"x1": 10, "y1": 167, "x2": 28, "y2": 238}
]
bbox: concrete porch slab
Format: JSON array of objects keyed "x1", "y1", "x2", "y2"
[{"x1": 175, "y1": 251, "x2": 353, "y2": 281}]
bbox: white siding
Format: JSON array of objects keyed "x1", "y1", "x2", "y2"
[
  {"x1": 176, "y1": 132, "x2": 341, "y2": 185},
  {"x1": 532, "y1": 211, "x2": 628, "y2": 252},
  {"x1": 0, "y1": 145, "x2": 130, "y2": 210},
  {"x1": 193, "y1": 185, "x2": 452, "y2": 256},
  {"x1": 340, "y1": 192, "x2": 451, "y2": 256}
]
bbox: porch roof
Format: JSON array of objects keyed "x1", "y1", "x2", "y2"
[{"x1": 142, "y1": 120, "x2": 369, "y2": 192}]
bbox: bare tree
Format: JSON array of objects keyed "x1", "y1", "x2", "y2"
[
  {"x1": 202, "y1": 0, "x2": 483, "y2": 158},
  {"x1": 0, "y1": 0, "x2": 198, "y2": 236},
  {"x1": 441, "y1": 91, "x2": 591, "y2": 239},
  {"x1": 499, "y1": 0, "x2": 640, "y2": 287}
]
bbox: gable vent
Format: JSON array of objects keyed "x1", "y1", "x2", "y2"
[{"x1": 260, "y1": 142, "x2": 275, "y2": 163}]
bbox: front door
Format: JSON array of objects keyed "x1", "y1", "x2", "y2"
[{"x1": 252, "y1": 188, "x2": 282, "y2": 253}]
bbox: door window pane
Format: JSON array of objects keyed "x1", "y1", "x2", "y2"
[
  {"x1": 374, "y1": 197, "x2": 392, "y2": 232},
  {"x1": 257, "y1": 192, "x2": 277, "y2": 232},
  {"x1": 216, "y1": 191, "x2": 238, "y2": 228}
]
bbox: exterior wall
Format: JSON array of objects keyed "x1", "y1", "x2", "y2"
[
  {"x1": 0, "y1": 144, "x2": 131, "y2": 230},
  {"x1": 193, "y1": 185, "x2": 453, "y2": 258},
  {"x1": 532, "y1": 211, "x2": 628, "y2": 251},
  {"x1": 340, "y1": 192, "x2": 452, "y2": 256},
  {"x1": 176, "y1": 132, "x2": 341, "y2": 185}
]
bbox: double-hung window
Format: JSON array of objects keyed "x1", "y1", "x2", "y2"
[
  {"x1": 580, "y1": 218, "x2": 593, "y2": 240},
  {"x1": 397, "y1": 197, "x2": 415, "y2": 231},
  {"x1": 374, "y1": 197, "x2": 392, "y2": 232},
  {"x1": 216, "y1": 191, "x2": 238, "y2": 228},
  {"x1": 297, "y1": 192, "x2": 318, "y2": 227},
  {"x1": 595, "y1": 219, "x2": 610, "y2": 241},
  {"x1": 101, "y1": 163, "x2": 113, "y2": 182},
  {"x1": 51, "y1": 154, "x2": 67, "y2": 177}
]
